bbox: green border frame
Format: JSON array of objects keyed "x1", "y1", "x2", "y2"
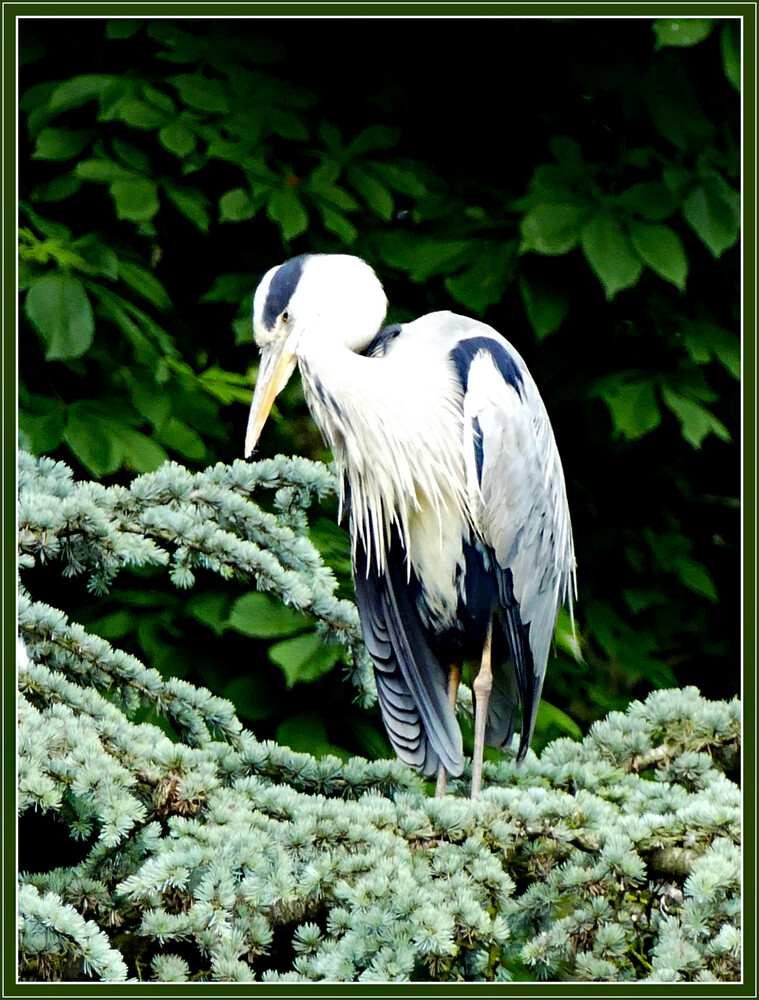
[{"x1": 3, "y1": 3, "x2": 756, "y2": 997}]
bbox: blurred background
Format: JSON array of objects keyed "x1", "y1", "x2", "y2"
[{"x1": 18, "y1": 16, "x2": 741, "y2": 767}]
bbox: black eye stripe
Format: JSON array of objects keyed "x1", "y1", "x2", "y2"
[{"x1": 262, "y1": 255, "x2": 309, "y2": 330}]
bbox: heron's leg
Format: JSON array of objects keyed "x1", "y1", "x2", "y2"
[
  {"x1": 470, "y1": 618, "x2": 494, "y2": 801},
  {"x1": 434, "y1": 662, "x2": 462, "y2": 798}
]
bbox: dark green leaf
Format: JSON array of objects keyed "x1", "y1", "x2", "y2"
[
  {"x1": 158, "y1": 120, "x2": 197, "y2": 158},
  {"x1": 37, "y1": 172, "x2": 84, "y2": 203},
  {"x1": 75, "y1": 157, "x2": 132, "y2": 183},
  {"x1": 521, "y1": 204, "x2": 588, "y2": 256},
  {"x1": 317, "y1": 204, "x2": 357, "y2": 245},
  {"x1": 721, "y1": 22, "x2": 740, "y2": 91},
  {"x1": 109, "y1": 176, "x2": 160, "y2": 223},
  {"x1": 266, "y1": 188, "x2": 308, "y2": 241},
  {"x1": 199, "y1": 273, "x2": 254, "y2": 304},
  {"x1": 378, "y1": 234, "x2": 469, "y2": 282},
  {"x1": 661, "y1": 386, "x2": 730, "y2": 447},
  {"x1": 222, "y1": 676, "x2": 278, "y2": 722},
  {"x1": 91, "y1": 286, "x2": 170, "y2": 362},
  {"x1": 233, "y1": 316, "x2": 253, "y2": 346},
  {"x1": 267, "y1": 109, "x2": 309, "y2": 142},
  {"x1": 71, "y1": 235, "x2": 120, "y2": 280},
  {"x1": 96, "y1": 79, "x2": 134, "y2": 121},
  {"x1": 370, "y1": 161, "x2": 427, "y2": 197},
  {"x1": 662, "y1": 163, "x2": 693, "y2": 199},
  {"x1": 118, "y1": 258, "x2": 172, "y2": 310},
  {"x1": 19, "y1": 262, "x2": 34, "y2": 292},
  {"x1": 673, "y1": 557, "x2": 718, "y2": 601},
  {"x1": 19, "y1": 205, "x2": 71, "y2": 241},
  {"x1": 275, "y1": 713, "x2": 338, "y2": 758},
  {"x1": 25, "y1": 273, "x2": 95, "y2": 360},
  {"x1": 319, "y1": 121, "x2": 342, "y2": 151},
  {"x1": 308, "y1": 178, "x2": 359, "y2": 212},
  {"x1": 581, "y1": 213, "x2": 643, "y2": 299},
  {"x1": 347, "y1": 124, "x2": 401, "y2": 155},
  {"x1": 111, "y1": 137, "x2": 152, "y2": 174},
  {"x1": 310, "y1": 160, "x2": 342, "y2": 188},
  {"x1": 346, "y1": 165, "x2": 394, "y2": 221},
  {"x1": 615, "y1": 181, "x2": 678, "y2": 221},
  {"x1": 90, "y1": 292, "x2": 156, "y2": 363},
  {"x1": 46, "y1": 75, "x2": 118, "y2": 114},
  {"x1": 162, "y1": 181, "x2": 211, "y2": 232},
  {"x1": 309, "y1": 518, "x2": 352, "y2": 583},
  {"x1": 681, "y1": 321, "x2": 740, "y2": 378},
  {"x1": 226, "y1": 592, "x2": 309, "y2": 639},
  {"x1": 106, "y1": 19, "x2": 141, "y2": 40},
  {"x1": 112, "y1": 425, "x2": 169, "y2": 473},
  {"x1": 219, "y1": 187, "x2": 255, "y2": 223},
  {"x1": 142, "y1": 84, "x2": 176, "y2": 115},
  {"x1": 629, "y1": 221, "x2": 688, "y2": 290},
  {"x1": 157, "y1": 417, "x2": 205, "y2": 460},
  {"x1": 269, "y1": 631, "x2": 341, "y2": 688},
  {"x1": 622, "y1": 587, "x2": 668, "y2": 614},
  {"x1": 682, "y1": 177, "x2": 740, "y2": 257},
  {"x1": 653, "y1": 19, "x2": 713, "y2": 49},
  {"x1": 549, "y1": 135, "x2": 585, "y2": 169},
  {"x1": 127, "y1": 376, "x2": 172, "y2": 428},
  {"x1": 170, "y1": 74, "x2": 230, "y2": 113},
  {"x1": 33, "y1": 127, "x2": 94, "y2": 161},
  {"x1": 526, "y1": 163, "x2": 578, "y2": 200},
  {"x1": 87, "y1": 610, "x2": 133, "y2": 640},
  {"x1": 518, "y1": 274, "x2": 570, "y2": 340},
  {"x1": 445, "y1": 244, "x2": 515, "y2": 314},
  {"x1": 664, "y1": 363, "x2": 718, "y2": 403},
  {"x1": 535, "y1": 700, "x2": 583, "y2": 741},
  {"x1": 19, "y1": 397, "x2": 66, "y2": 453},
  {"x1": 198, "y1": 367, "x2": 252, "y2": 405},
  {"x1": 115, "y1": 99, "x2": 168, "y2": 130},
  {"x1": 626, "y1": 147, "x2": 656, "y2": 170},
  {"x1": 597, "y1": 374, "x2": 661, "y2": 440},
  {"x1": 20, "y1": 80, "x2": 58, "y2": 114},
  {"x1": 63, "y1": 403, "x2": 118, "y2": 477},
  {"x1": 186, "y1": 592, "x2": 232, "y2": 636},
  {"x1": 646, "y1": 52, "x2": 714, "y2": 150}
]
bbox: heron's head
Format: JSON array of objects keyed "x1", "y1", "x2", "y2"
[{"x1": 245, "y1": 254, "x2": 387, "y2": 456}]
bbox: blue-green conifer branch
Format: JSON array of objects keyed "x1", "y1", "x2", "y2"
[
  {"x1": 17, "y1": 453, "x2": 741, "y2": 983},
  {"x1": 18, "y1": 451, "x2": 378, "y2": 706}
]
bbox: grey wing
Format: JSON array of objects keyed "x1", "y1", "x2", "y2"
[
  {"x1": 458, "y1": 337, "x2": 576, "y2": 758},
  {"x1": 352, "y1": 530, "x2": 464, "y2": 777}
]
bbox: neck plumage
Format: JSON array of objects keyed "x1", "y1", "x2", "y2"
[{"x1": 296, "y1": 335, "x2": 470, "y2": 575}]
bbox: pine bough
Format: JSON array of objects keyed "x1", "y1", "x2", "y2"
[{"x1": 17, "y1": 453, "x2": 741, "y2": 983}]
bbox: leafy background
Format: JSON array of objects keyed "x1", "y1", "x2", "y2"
[{"x1": 18, "y1": 16, "x2": 741, "y2": 770}]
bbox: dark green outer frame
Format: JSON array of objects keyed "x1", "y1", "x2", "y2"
[{"x1": 2, "y1": 2, "x2": 755, "y2": 996}]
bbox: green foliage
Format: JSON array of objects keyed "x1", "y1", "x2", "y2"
[{"x1": 18, "y1": 17, "x2": 740, "y2": 801}]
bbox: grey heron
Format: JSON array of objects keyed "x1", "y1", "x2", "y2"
[{"x1": 245, "y1": 253, "x2": 576, "y2": 799}]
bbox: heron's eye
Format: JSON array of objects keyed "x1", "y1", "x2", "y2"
[{"x1": 281, "y1": 310, "x2": 290, "y2": 324}]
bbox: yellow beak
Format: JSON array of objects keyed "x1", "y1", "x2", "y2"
[{"x1": 244, "y1": 340, "x2": 298, "y2": 457}]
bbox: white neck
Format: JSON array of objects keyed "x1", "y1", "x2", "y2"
[{"x1": 296, "y1": 334, "x2": 470, "y2": 574}]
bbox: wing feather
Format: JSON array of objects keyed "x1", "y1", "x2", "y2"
[
  {"x1": 455, "y1": 330, "x2": 576, "y2": 758},
  {"x1": 353, "y1": 531, "x2": 464, "y2": 776}
]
